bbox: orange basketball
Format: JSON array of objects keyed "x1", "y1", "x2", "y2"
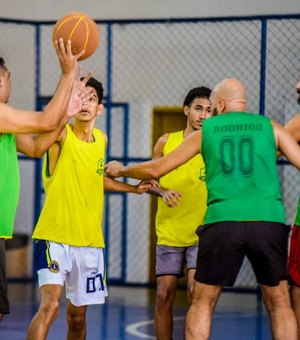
[{"x1": 52, "y1": 12, "x2": 100, "y2": 61}]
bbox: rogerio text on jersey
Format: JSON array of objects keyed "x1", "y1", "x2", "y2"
[{"x1": 213, "y1": 123, "x2": 263, "y2": 133}]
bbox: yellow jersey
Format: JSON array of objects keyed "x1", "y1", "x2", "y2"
[
  {"x1": 32, "y1": 124, "x2": 106, "y2": 247},
  {"x1": 156, "y1": 130, "x2": 207, "y2": 246}
]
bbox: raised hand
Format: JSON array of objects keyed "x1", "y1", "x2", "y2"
[
  {"x1": 54, "y1": 38, "x2": 85, "y2": 75},
  {"x1": 66, "y1": 65, "x2": 93, "y2": 117}
]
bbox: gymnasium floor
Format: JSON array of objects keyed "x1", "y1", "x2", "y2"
[{"x1": 0, "y1": 283, "x2": 271, "y2": 339}]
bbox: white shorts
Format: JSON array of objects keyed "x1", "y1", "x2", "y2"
[{"x1": 35, "y1": 240, "x2": 108, "y2": 306}]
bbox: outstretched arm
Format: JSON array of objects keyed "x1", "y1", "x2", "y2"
[
  {"x1": 105, "y1": 130, "x2": 202, "y2": 180},
  {"x1": 104, "y1": 176, "x2": 154, "y2": 194},
  {"x1": 16, "y1": 68, "x2": 93, "y2": 158},
  {"x1": 0, "y1": 39, "x2": 84, "y2": 134}
]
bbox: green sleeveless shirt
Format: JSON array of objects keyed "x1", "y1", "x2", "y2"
[
  {"x1": 202, "y1": 112, "x2": 285, "y2": 224},
  {"x1": 0, "y1": 134, "x2": 20, "y2": 238}
]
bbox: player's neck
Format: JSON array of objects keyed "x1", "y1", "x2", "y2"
[
  {"x1": 183, "y1": 125, "x2": 197, "y2": 138},
  {"x1": 72, "y1": 122, "x2": 95, "y2": 142}
]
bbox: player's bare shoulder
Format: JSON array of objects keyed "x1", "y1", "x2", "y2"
[
  {"x1": 158, "y1": 133, "x2": 170, "y2": 145},
  {"x1": 153, "y1": 133, "x2": 170, "y2": 159},
  {"x1": 285, "y1": 114, "x2": 300, "y2": 143},
  {"x1": 101, "y1": 131, "x2": 108, "y2": 146},
  {"x1": 285, "y1": 114, "x2": 300, "y2": 130},
  {"x1": 270, "y1": 119, "x2": 283, "y2": 144}
]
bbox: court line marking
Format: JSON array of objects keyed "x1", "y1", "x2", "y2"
[{"x1": 126, "y1": 316, "x2": 184, "y2": 339}]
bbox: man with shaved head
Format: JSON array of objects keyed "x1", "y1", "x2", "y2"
[{"x1": 105, "y1": 78, "x2": 300, "y2": 339}]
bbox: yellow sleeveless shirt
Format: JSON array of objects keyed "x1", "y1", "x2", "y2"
[
  {"x1": 32, "y1": 124, "x2": 106, "y2": 247},
  {"x1": 156, "y1": 130, "x2": 207, "y2": 246}
]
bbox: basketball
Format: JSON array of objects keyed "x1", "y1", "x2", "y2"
[{"x1": 52, "y1": 12, "x2": 100, "y2": 61}]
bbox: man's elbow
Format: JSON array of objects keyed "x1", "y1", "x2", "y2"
[
  {"x1": 19, "y1": 148, "x2": 43, "y2": 159},
  {"x1": 38, "y1": 111, "x2": 61, "y2": 132},
  {"x1": 41, "y1": 120, "x2": 59, "y2": 132},
  {"x1": 31, "y1": 149, "x2": 46, "y2": 158}
]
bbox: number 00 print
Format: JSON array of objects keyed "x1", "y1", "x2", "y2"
[{"x1": 220, "y1": 137, "x2": 253, "y2": 176}]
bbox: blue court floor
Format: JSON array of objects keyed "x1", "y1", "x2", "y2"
[{"x1": 0, "y1": 282, "x2": 271, "y2": 339}]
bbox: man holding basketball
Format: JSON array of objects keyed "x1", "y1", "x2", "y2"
[
  {"x1": 26, "y1": 77, "x2": 152, "y2": 340},
  {"x1": 105, "y1": 78, "x2": 300, "y2": 339},
  {"x1": 147, "y1": 86, "x2": 211, "y2": 340},
  {"x1": 0, "y1": 38, "x2": 84, "y2": 322}
]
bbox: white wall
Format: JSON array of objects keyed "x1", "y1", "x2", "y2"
[{"x1": 1, "y1": 0, "x2": 300, "y2": 21}]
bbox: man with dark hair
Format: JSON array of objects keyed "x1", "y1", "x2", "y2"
[
  {"x1": 26, "y1": 77, "x2": 152, "y2": 340},
  {"x1": 147, "y1": 86, "x2": 211, "y2": 339},
  {"x1": 0, "y1": 39, "x2": 84, "y2": 322},
  {"x1": 105, "y1": 78, "x2": 300, "y2": 339},
  {"x1": 183, "y1": 86, "x2": 211, "y2": 107},
  {"x1": 80, "y1": 76, "x2": 103, "y2": 101}
]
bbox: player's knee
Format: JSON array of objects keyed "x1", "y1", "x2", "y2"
[
  {"x1": 67, "y1": 313, "x2": 86, "y2": 331},
  {"x1": 40, "y1": 299, "x2": 60, "y2": 319},
  {"x1": 156, "y1": 287, "x2": 174, "y2": 307},
  {"x1": 265, "y1": 297, "x2": 291, "y2": 312},
  {"x1": 263, "y1": 289, "x2": 291, "y2": 312}
]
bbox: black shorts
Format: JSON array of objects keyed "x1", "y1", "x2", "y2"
[
  {"x1": 195, "y1": 221, "x2": 290, "y2": 287},
  {"x1": 0, "y1": 239, "x2": 9, "y2": 314}
]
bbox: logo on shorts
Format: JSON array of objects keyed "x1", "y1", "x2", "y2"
[{"x1": 49, "y1": 260, "x2": 59, "y2": 273}]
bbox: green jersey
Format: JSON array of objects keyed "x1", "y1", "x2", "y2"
[
  {"x1": 202, "y1": 112, "x2": 285, "y2": 224},
  {"x1": 0, "y1": 134, "x2": 20, "y2": 238}
]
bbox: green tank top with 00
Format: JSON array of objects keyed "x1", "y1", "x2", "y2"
[
  {"x1": 202, "y1": 112, "x2": 285, "y2": 224},
  {"x1": 0, "y1": 134, "x2": 20, "y2": 238}
]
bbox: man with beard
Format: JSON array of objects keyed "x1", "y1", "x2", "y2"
[
  {"x1": 148, "y1": 87, "x2": 211, "y2": 340},
  {"x1": 105, "y1": 78, "x2": 300, "y2": 339}
]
